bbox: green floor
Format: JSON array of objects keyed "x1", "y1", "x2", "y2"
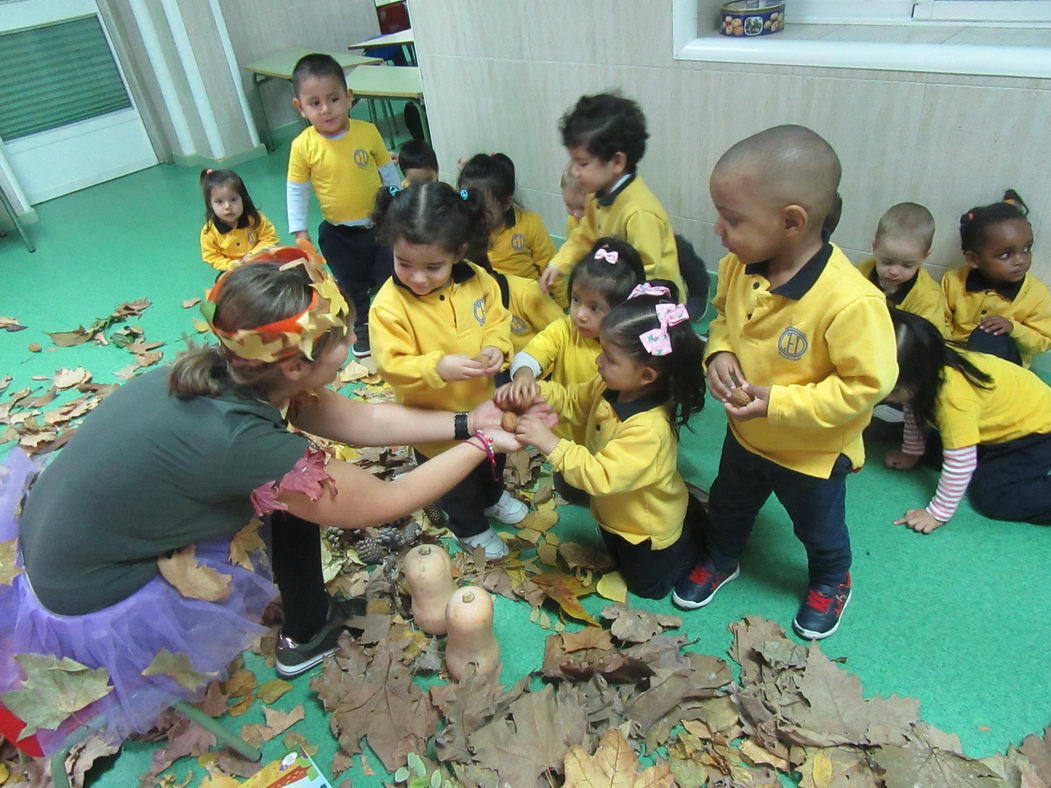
[{"x1": 1, "y1": 126, "x2": 1049, "y2": 787}]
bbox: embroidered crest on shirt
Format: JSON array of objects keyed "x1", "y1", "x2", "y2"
[
  {"x1": 511, "y1": 315, "x2": 527, "y2": 334},
  {"x1": 511, "y1": 233, "x2": 526, "y2": 251},
  {"x1": 353, "y1": 149, "x2": 370, "y2": 167},
  {"x1": 473, "y1": 297, "x2": 487, "y2": 325},
  {"x1": 777, "y1": 326, "x2": 808, "y2": 360}
]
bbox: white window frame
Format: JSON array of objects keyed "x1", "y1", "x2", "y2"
[{"x1": 674, "y1": 0, "x2": 1051, "y2": 78}]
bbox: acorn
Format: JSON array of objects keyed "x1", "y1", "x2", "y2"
[
  {"x1": 729, "y1": 388, "x2": 755, "y2": 407},
  {"x1": 28, "y1": 343, "x2": 41, "y2": 353},
  {"x1": 500, "y1": 411, "x2": 518, "y2": 432}
]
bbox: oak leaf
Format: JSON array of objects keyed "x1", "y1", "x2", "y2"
[
  {"x1": 141, "y1": 649, "x2": 217, "y2": 692},
  {"x1": 158, "y1": 546, "x2": 232, "y2": 601},
  {"x1": 0, "y1": 653, "x2": 112, "y2": 737},
  {"x1": 563, "y1": 727, "x2": 675, "y2": 787}
]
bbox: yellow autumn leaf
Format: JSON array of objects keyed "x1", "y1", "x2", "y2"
[
  {"x1": 596, "y1": 570, "x2": 627, "y2": 603},
  {"x1": 229, "y1": 519, "x2": 265, "y2": 571},
  {"x1": 158, "y1": 546, "x2": 232, "y2": 601},
  {"x1": 192, "y1": 318, "x2": 210, "y2": 333},
  {"x1": 0, "y1": 539, "x2": 24, "y2": 586},
  {"x1": 141, "y1": 649, "x2": 217, "y2": 692},
  {"x1": 257, "y1": 678, "x2": 294, "y2": 704}
]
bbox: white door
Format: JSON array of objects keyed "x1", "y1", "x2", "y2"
[{"x1": 0, "y1": 0, "x2": 157, "y2": 204}]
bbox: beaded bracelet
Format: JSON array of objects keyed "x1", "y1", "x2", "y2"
[{"x1": 467, "y1": 428, "x2": 498, "y2": 480}]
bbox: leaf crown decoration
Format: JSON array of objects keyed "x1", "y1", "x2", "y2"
[{"x1": 200, "y1": 240, "x2": 349, "y2": 363}]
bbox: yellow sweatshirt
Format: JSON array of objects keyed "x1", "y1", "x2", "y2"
[
  {"x1": 549, "y1": 174, "x2": 685, "y2": 298},
  {"x1": 706, "y1": 243, "x2": 898, "y2": 478},
  {"x1": 540, "y1": 377, "x2": 687, "y2": 549},
  {"x1": 496, "y1": 272, "x2": 565, "y2": 354},
  {"x1": 369, "y1": 261, "x2": 514, "y2": 456},
  {"x1": 489, "y1": 208, "x2": 555, "y2": 281},
  {"x1": 856, "y1": 258, "x2": 946, "y2": 335},
  {"x1": 199, "y1": 213, "x2": 278, "y2": 272},
  {"x1": 941, "y1": 266, "x2": 1051, "y2": 368}
]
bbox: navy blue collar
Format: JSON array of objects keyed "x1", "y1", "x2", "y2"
[
  {"x1": 595, "y1": 172, "x2": 635, "y2": 207},
  {"x1": 965, "y1": 268, "x2": 1023, "y2": 301},
  {"x1": 392, "y1": 260, "x2": 476, "y2": 296},
  {"x1": 213, "y1": 215, "x2": 251, "y2": 234},
  {"x1": 602, "y1": 387, "x2": 666, "y2": 420},
  {"x1": 868, "y1": 265, "x2": 918, "y2": 305},
  {"x1": 744, "y1": 242, "x2": 833, "y2": 300}
]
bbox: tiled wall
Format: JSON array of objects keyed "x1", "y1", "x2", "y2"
[{"x1": 410, "y1": 0, "x2": 1051, "y2": 282}]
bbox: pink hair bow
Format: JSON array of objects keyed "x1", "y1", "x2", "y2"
[
  {"x1": 639, "y1": 303, "x2": 689, "y2": 356},
  {"x1": 629, "y1": 283, "x2": 670, "y2": 299},
  {"x1": 594, "y1": 248, "x2": 619, "y2": 263}
]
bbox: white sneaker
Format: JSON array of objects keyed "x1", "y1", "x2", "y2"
[
  {"x1": 873, "y1": 403, "x2": 904, "y2": 423},
  {"x1": 458, "y1": 527, "x2": 509, "y2": 560},
  {"x1": 484, "y1": 491, "x2": 528, "y2": 524}
]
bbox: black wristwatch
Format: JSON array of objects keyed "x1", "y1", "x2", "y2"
[{"x1": 454, "y1": 412, "x2": 470, "y2": 440}]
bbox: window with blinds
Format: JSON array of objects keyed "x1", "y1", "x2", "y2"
[{"x1": 0, "y1": 14, "x2": 132, "y2": 141}]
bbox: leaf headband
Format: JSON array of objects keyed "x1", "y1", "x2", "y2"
[{"x1": 200, "y1": 240, "x2": 349, "y2": 364}]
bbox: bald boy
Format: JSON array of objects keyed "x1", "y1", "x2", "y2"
[{"x1": 673, "y1": 125, "x2": 898, "y2": 640}]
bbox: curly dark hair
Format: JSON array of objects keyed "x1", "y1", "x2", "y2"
[
  {"x1": 959, "y1": 189, "x2": 1030, "y2": 254},
  {"x1": 568, "y1": 236, "x2": 645, "y2": 310},
  {"x1": 372, "y1": 182, "x2": 489, "y2": 259},
  {"x1": 559, "y1": 93, "x2": 649, "y2": 171}
]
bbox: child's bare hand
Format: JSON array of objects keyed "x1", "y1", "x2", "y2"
[
  {"x1": 293, "y1": 230, "x2": 312, "y2": 245},
  {"x1": 478, "y1": 345, "x2": 504, "y2": 376},
  {"x1": 977, "y1": 315, "x2": 1012, "y2": 335},
  {"x1": 539, "y1": 266, "x2": 562, "y2": 295},
  {"x1": 437, "y1": 354, "x2": 485, "y2": 381},
  {"x1": 885, "y1": 448, "x2": 921, "y2": 470},
  {"x1": 894, "y1": 508, "x2": 944, "y2": 534},
  {"x1": 515, "y1": 414, "x2": 559, "y2": 454},
  {"x1": 504, "y1": 370, "x2": 539, "y2": 411},
  {"x1": 706, "y1": 352, "x2": 745, "y2": 402},
  {"x1": 724, "y1": 382, "x2": 769, "y2": 421}
]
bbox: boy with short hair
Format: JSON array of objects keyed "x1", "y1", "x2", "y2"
[
  {"x1": 857, "y1": 202, "x2": 946, "y2": 333},
  {"x1": 397, "y1": 139, "x2": 439, "y2": 185},
  {"x1": 672, "y1": 125, "x2": 898, "y2": 640},
  {"x1": 286, "y1": 53, "x2": 401, "y2": 357}
]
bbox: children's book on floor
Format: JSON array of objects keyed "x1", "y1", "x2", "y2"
[{"x1": 241, "y1": 749, "x2": 333, "y2": 788}]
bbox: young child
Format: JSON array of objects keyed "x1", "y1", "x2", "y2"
[
  {"x1": 505, "y1": 283, "x2": 706, "y2": 599},
  {"x1": 369, "y1": 182, "x2": 522, "y2": 559},
  {"x1": 198, "y1": 169, "x2": 278, "y2": 271},
  {"x1": 942, "y1": 190, "x2": 1051, "y2": 367},
  {"x1": 672, "y1": 125, "x2": 898, "y2": 640},
  {"x1": 397, "y1": 138, "x2": 439, "y2": 185},
  {"x1": 884, "y1": 310, "x2": 1050, "y2": 529},
  {"x1": 488, "y1": 269, "x2": 564, "y2": 357},
  {"x1": 286, "y1": 53, "x2": 401, "y2": 358},
  {"x1": 540, "y1": 93, "x2": 685, "y2": 301},
  {"x1": 561, "y1": 164, "x2": 586, "y2": 238},
  {"x1": 856, "y1": 202, "x2": 945, "y2": 332}
]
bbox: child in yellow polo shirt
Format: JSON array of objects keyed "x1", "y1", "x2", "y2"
[
  {"x1": 506, "y1": 284, "x2": 707, "y2": 599},
  {"x1": 286, "y1": 54, "x2": 402, "y2": 359},
  {"x1": 561, "y1": 164, "x2": 586, "y2": 239},
  {"x1": 673, "y1": 126, "x2": 897, "y2": 640},
  {"x1": 198, "y1": 169, "x2": 278, "y2": 272},
  {"x1": 369, "y1": 182, "x2": 521, "y2": 560},
  {"x1": 539, "y1": 93, "x2": 685, "y2": 300},
  {"x1": 942, "y1": 190, "x2": 1051, "y2": 368},
  {"x1": 856, "y1": 202, "x2": 945, "y2": 332},
  {"x1": 884, "y1": 310, "x2": 1051, "y2": 530}
]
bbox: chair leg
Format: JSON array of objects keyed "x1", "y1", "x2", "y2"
[
  {"x1": 50, "y1": 745, "x2": 72, "y2": 788},
  {"x1": 173, "y1": 701, "x2": 261, "y2": 762},
  {"x1": 0, "y1": 186, "x2": 35, "y2": 253}
]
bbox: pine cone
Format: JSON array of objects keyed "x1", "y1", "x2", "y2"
[
  {"x1": 423, "y1": 502, "x2": 446, "y2": 526},
  {"x1": 355, "y1": 536, "x2": 386, "y2": 565},
  {"x1": 325, "y1": 527, "x2": 353, "y2": 552},
  {"x1": 375, "y1": 525, "x2": 402, "y2": 549}
]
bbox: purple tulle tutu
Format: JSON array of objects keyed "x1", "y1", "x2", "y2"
[{"x1": 0, "y1": 450, "x2": 276, "y2": 756}]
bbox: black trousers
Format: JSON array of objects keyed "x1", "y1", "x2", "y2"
[
  {"x1": 967, "y1": 328, "x2": 1022, "y2": 366},
  {"x1": 971, "y1": 432, "x2": 1051, "y2": 524},
  {"x1": 269, "y1": 511, "x2": 329, "y2": 642},
  {"x1": 599, "y1": 494, "x2": 706, "y2": 599},
  {"x1": 415, "y1": 449, "x2": 506, "y2": 538},
  {"x1": 317, "y1": 222, "x2": 393, "y2": 329}
]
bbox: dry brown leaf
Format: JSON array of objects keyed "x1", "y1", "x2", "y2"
[
  {"x1": 797, "y1": 746, "x2": 882, "y2": 788},
  {"x1": 519, "y1": 509, "x2": 559, "y2": 534},
  {"x1": 240, "y1": 704, "x2": 305, "y2": 747},
  {"x1": 537, "y1": 540, "x2": 559, "y2": 566},
  {"x1": 223, "y1": 668, "x2": 256, "y2": 699},
  {"x1": 561, "y1": 627, "x2": 614, "y2": 653},
  {"x1": 563, "y1": 727, "x2": 675, "y2": 787},
  {"x1": 0, "y1": 317, "x2": 27, "y2": 332},
  {"x1": 181, "y1": 297, "x2": 201, "y2": 308},
  {"x1": 601, "y1": 606, "x2": 681, "y2": 643},
  {"x1": 228, "y1": 519, "x2": 265, "y2": 570},
  {"x1": 257, "y1": 678, "x2": 294, "y2": 705},
  {"x1": 559, "y1": 541, "x2": 615, "y2": 571},
  {"x1": 532, "y1": 571, "x2": 599, "y2": 625},
  {"x1": 157, "y1": 546, "x2": 232, "y2": 601},
  {"x1": 227, "y1": 694, "x2": 253, "y2": 717}
]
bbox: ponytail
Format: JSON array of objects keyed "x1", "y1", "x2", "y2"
[
  {"x1": 959, "y1": 189, "x2": 1030, "y2": 254},
  {"x1": 373, "y1": 181, "x2": 489, "y2": 260}
]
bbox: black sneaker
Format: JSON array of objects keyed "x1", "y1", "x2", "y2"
[
  {"x1": 671, "y1": 561, "x2": 739, "y2": 609},
  {"x1": 352, "y1": 330, "x2": 371, "y2": 358},
  {"x1": 793, "y1": 574, "x2": 852, "y2": 640},
  {"x1": 274, "y1": 596, "x2": 366, "y2": 678}
]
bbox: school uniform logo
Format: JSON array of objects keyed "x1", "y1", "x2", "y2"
[
  {"x1": 511, "y1": 233, "x2": 526, "y2": 251},
  {"x1": 353, "y1": 148, "x2": 370, "y2": 167},
  {"x1": 473, "y1": 297, "x2": 487, "y2": 325},
  {"x1": 247, "y1": 230, "x2": 257, "y2": 244},
  {"x1": 777, "y1": 326, "x2": 808, "y2": 360},
  {"x1": 511, "y1": 315, "x2": 527, "y2": 334}
]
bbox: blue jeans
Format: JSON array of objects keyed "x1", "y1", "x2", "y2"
[{"x1": 706, "y1": 429, "x2": 852, "y2": 586}]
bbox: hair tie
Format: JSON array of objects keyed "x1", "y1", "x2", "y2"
[
  {"x1": 629, "y1": 283, "x2": 671, "y2": 299},
  {"x1": 594, "y1": 248, "x2": 618, "y2": 263},
  {"x1": 389, "y1": 185, "x2": 401, "y2": 197},
  {"x1": 460, "y1": 188, "x2": 469, "y2": 200},
  {"x1": 639, "y1": 303, "x2": 689, "y2": 357}
]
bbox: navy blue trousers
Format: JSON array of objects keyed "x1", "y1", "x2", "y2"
[
  {"x1": 706, "y1": 429, "x2": 852, "y2": 586},
  {"x1": 414, "y1": 449, "x2": 506, "y2": 538},
  {"x1": 967, "y1": 328, "x2": 1022, "y2": 366},
  {"x1": 317, "y1": 222, "x2": 393, "y2": 329},
  {"x1": 971, "y1": 432, "x2": 1051, "y2": 524}
]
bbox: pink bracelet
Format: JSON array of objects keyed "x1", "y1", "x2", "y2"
[{"x1": 468, "y1": 429, "x2": 498, "y2": 480}]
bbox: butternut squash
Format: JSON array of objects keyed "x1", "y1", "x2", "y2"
[
  {"x1": 445, "y1": 585, "x2": 501, "y2": 681},
  {"x1": 404, "y1": 544, "x2": 456, "y2": 635}
]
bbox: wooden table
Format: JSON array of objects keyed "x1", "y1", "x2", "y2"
[
  {"x1": 348, "y1": 27, "x2": 415, "y2": 65},
  {"x1": 347, "y1": 65, "x2": 427, "y2": 146},
  {"x1": 244, "y1": 47, "x2": 382, "y2": 152}
]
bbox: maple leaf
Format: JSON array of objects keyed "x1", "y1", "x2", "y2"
[
  {"x1": 228, "y1": 518, "x2": 265, "y2": 570},
  {"x1": 532, "y1": 570, "x2": 599, "y2": 625},
  {"x1": 240, "y1": 704, "x2": 305, "y2": 747},
  {"x1": 601, "y1": 607, "x2": 681, "y2": 644},
  {"x1": 871, "y1": 741, "x2": 1000, "y2": 786},
  {"x1": 563, "y1": 727, "x2": 675, "y2": 787},
  {"x1": 0, "y1": 654, "x2": 112, "y2": 737},
  {"x1": 141, "y1": 649, "x2": 217, "y2": 692},
  {"x1": 157, "y1": 546, "x2": 232, "y2": 601},
  {"x1": 626, "y1": 652, "x2": 731, "y2": 732},
  {"x1": 143, "y1": 715, "x2": 217, "y2": 783},
  {"x1": 728, "y1": 615, "x2": 790, "y2": 687},
  {"x1": 432, "y1": 663, "x2": 505, "y2": 763},
  {"x1": 0, "y1": 538, "x2": 24, "y2": 585},
  {"x1": 797, "y1": 746, "x2": 883, "y2": 788}
]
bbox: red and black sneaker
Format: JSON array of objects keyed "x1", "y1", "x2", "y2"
[
  {"x1": 672, "y1": 561, "x2": 740, "y2": 609},
  {"x1": 793, "y1": 574, "x2": 852, "y2": 639}
]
